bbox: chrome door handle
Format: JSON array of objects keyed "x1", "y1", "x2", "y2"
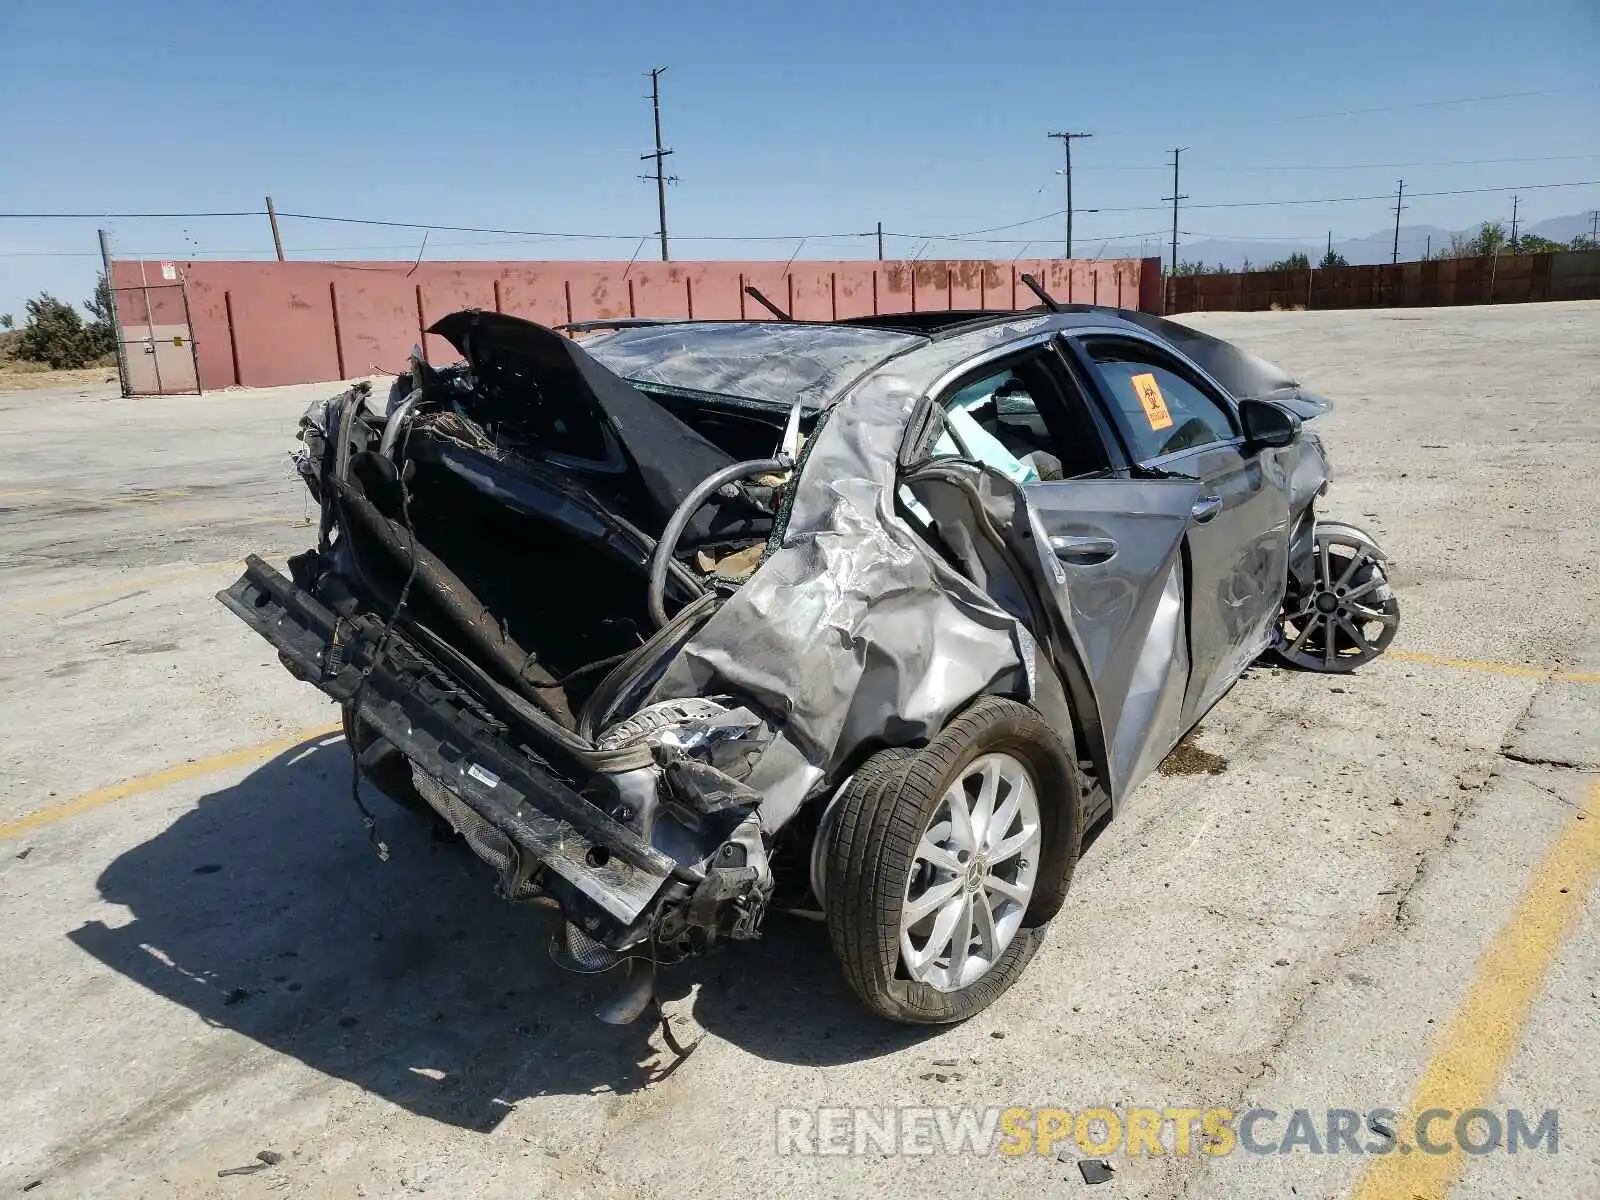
[
  {"x1": 1049, "y1": 534, "x2": 1117, "y2": 564},
  {"x1": 1191, "y1": 495, "x2": 1223, "y2": 523}
]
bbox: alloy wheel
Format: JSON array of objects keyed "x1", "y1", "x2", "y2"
[
  {"x1": 1275, "y1": 529, "x2": 1399, "y2": 671},
  {"x1": 899, "y1": 752, "x2": 1041, "y2": 991}
]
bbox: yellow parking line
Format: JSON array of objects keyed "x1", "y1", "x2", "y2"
[
  {"x1": 1351, "y1": 776, "x2": 1600, "y2": 1200},
  {"x1": 0, "y1": 723, "x2": 343, "y2": 842},
  {"x1": 1388, "y1": 649, "x2": 1600, "y2": 685}
]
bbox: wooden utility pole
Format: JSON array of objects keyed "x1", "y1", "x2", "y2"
[
  {"x1": 1163, "y1": 148, "x2": 1189, "y2": 274},
  {"x1": 876, "y1": 221, "x2": 884, "y2": 261},
  {"x1": 98, "y1": 229, "x2": 130, "y2": 397},
  {"x1": 1047, "y1": 130, "x2": 1092, "y2": 259},
  {"x1": 640, "y1": 68, "x2": 675, "y2": 262},
  {"x1": 1391, "y1": 179, "x2": 1404, "y2": 265},
  {"x1": 1509, "y1": 194, "x2": 1520, "y2": 249},
  {"x1": 265, "y1": 195, "x2": 284, "y2": 262}
]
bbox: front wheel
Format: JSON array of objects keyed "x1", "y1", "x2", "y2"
[
  {"x1": 1274, "y1": 523, "x2": 1400, "y2": 672},
  {"x1": 823, "y1": 697, "x2": 1083, "y2": 1024}
]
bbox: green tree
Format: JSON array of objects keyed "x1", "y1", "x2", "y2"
[
  {"x1": 80, "y1": 272, "x2": 116, "y2": 359},
  {"x1": 1318, "y1": 248, "x2": 1349, "y2": 269},
  {"x1": 1571, "y1": 234, "x2": 1598, "y2": 252},
  {"x1": 12, "y1": 274, "x2": 118, "y2": 368},
  {"x1": 14, "y1": 294, "x2": 96, "y2": 368},
  {"x1": 1511, "y1": 233, "x2": 1564, "y2": 254},
  {"x1": 1465, "y1": 221, "x2": 1509, "y2": 258},
  {"x1": 1172, "y1": 260, "x2": 1238, "y2": 276},
  {"x1": 1267, "y1": 252, "x2": 1311, "y2": 271},
  {"x1": 0, "y1": 314, "x2": 13, "y2": 331}
]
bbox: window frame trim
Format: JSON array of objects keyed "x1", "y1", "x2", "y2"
[
  {"x1": 903, "y1": 330, "x2": 1120, "y2": 476},
  {"x1": 1060, "y1": 328, "x2": 1249, "y2": 469}
]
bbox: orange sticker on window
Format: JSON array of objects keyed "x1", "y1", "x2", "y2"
[{"x1": 1130, "y1": 372, "x2": 1173, "y2": 431}]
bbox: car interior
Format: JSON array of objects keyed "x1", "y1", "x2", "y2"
[{"x1": 930, "y1": 348, "x2": 1112, "y2": 482}]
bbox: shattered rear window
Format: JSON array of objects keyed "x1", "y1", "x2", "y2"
[{"x1": 582, "y1": 322, "x2": 924, "y2": 409}]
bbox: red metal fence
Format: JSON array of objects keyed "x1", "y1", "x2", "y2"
[
  {"x1": 110, "y1": 256, "x2": 1163, "y2": 393},
  {"x1": 1166, "y1": 250, "x2": 1600, "y2": 314}
]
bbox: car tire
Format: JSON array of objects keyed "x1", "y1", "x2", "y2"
[{"x1": 823, "y1": 696, "x2": 1084, "y2": 1024}]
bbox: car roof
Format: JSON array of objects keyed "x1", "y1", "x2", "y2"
[
  {"x1": 580, "y1": 320, "x2": 929, "y2": 409},
  {"x1": 575, "y1": 305, "x2": 1307, "y2": 409}
]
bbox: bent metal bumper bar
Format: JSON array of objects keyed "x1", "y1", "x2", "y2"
[{"x1": 217, "y1": 555, "x2": 678, "y2": 929}]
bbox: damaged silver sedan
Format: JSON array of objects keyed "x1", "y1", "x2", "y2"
[{"x1": 219, "y1": 294, "x2": 1399, "y2": 1025}]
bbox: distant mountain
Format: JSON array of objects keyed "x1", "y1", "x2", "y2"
[{"x1": 1091, "y1": 211, "x2": 1595, "y2": 271}]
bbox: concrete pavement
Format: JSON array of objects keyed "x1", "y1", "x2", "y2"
[{"x1": 0, "y1": 302, "x2": 1596, "y2": 1198}]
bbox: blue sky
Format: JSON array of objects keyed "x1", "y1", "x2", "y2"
[{"x1": 2, "y1": 0, "x2": 1597, "y2": 313}]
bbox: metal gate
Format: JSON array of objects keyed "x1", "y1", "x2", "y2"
[{"x1": 111, "y1": 263, "x2": 201, "y2": 395}]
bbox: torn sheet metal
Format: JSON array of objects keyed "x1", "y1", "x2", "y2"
[
  {"x1": 651, "y1": 337, "x2": 1050, "y2": 830},
  {"x1": 906, "y1": 464, "x2": 1196, "y2": 801}
]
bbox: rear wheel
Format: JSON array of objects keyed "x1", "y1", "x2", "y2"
[
  {"x1": 823, "y1": 697, "x2": 1083, "y2": 1024},
  {"x1": 1274, "y1": 526, "x2": 1399, "y2": 672}
]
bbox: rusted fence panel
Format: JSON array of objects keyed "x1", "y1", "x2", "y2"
[
  {"x1": 110, "y1": 256, "x2": 1162, "y2": 392},
  {"x1": 1166, "y1": 250, "x2": 1600, "y2": 314}
]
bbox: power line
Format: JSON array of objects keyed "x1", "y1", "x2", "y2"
[
  {"x1": 2, "y1": 227, "x2": 1183, "y2": 258},
  {"x1": 928, "y1": 177, "x2": 1600, "y2": 228},
  {"x1": 1198, "y1": 176, "x2": 1599, "y2": 211},
  {"x1": 6, "y1": 177, "x2": 1593, "y2": 238},
  {"x1": 880, "y1": 227, "x2": 1172, "y2": 246},
  {"x1": 4, "y1": 177, "x2": 1594, "y2": 256},
  {"x1": 1076, "y1": 152, "x2": 1600, "y2": 174},
  {"x1": 1093, "y1": 86, "x2": 1594, "y2": 137},
  {"x1": 270, "y1": 212, "x2": 878, "y2": 243},
  {"x1": 0, "y1": 210, "x2": 267, "y2": 219},
  {"x1": 273, "y1": 212, "x2": 643, "y2": 240}
]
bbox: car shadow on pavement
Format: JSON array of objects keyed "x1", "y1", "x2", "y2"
[{"x1": 68, "y1": 734, "x2": 931, "y2": 1133}]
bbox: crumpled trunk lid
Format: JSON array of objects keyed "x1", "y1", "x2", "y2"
[{"x1": 427, "y1": 310, "x2": 759, "y2": 545}]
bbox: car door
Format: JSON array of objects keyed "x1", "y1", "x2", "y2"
[
  {"x1": 912, "y1": 340, "x2": 1201, "y2": 798},
  {"x1": 1070, "y1": 333, "x2": 1291, "y2": 727},
  {"x1": 1019, "y1": 476, "x2": 1202, "y2": 797}
]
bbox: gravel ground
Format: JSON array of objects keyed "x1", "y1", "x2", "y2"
[{"x1": 0, "y1": 301, "x2": 1595, "y2": 1199}]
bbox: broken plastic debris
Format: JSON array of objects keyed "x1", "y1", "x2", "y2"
[
  {"x1": 1077, "y1": 1158, "x2": 1116, "y2": 1184},
  {"x1": 216, "y1": 1151, "x2": 283, "y2": 1178}
]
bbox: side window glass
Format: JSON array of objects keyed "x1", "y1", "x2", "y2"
[
  {"x1": 1086, "y1": 341, "x2": 1236, "y2": 463},
  {"x1": 931, "y1": 366, "x2": 1055, "y2": 484}
]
